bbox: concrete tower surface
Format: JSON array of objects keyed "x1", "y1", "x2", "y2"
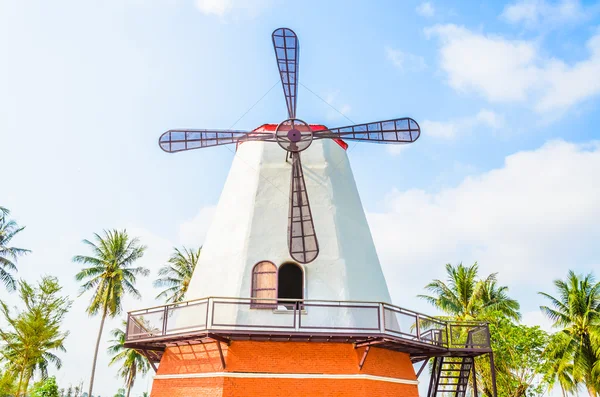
[{"x1": 186, "y1": 126, "x2": 392, "y2": 305}]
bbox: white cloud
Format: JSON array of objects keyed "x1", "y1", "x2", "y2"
[
  {"x1": 537, "y1": 34, "x2": 600, "y2": 112},
  {"x1": 387, "y1": 144, "x2": 410, "y2": 156},
  {"x1": 421, "y1": 109, "x2": 503, "y2": 140},
  {"x1": 502, "y1": 0, "x2": 585, "y2": 27},
  {"x1": 195, "y1": 0, "x2": 233, "y2": 16},
  {"x1": 178, "y1": 206, "x2": 217, "y2": 246},
  {"x1": 368, "y1": 140, "x2": 600, "y2": 307},
  {"x1": 426, "y1": 25, "x2": 540, "y2": 102},
  {"x1": 416, "y1": 1, "x2": 436, "y2": 17},
  {"x1": 522, "y1": 310, "x2": 555, "y2": 332},
  {"x1": 386, "y1": 46, "x2": 426, "y2": 71},
  {"x1": 426, "y1": 24, "x2": 600, "y2": 112},
  {"x1": 194, "y1": 0, "x2": 272, "y2": 18}
]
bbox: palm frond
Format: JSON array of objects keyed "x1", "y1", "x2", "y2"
[
  {"x1": 154, "y1": 246, "x2": 200, "y2": 303},
  {"x1": 74, "y1": 229, "x2": 148, "y2": 318}
]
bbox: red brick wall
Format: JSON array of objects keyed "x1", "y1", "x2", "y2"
[{"x1": 151, "y1": 341, "x2": 419, "y2": 397}]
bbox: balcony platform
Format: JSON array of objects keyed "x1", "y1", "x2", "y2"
[{"x1": 124, "y1": 297, "x2": 492, "y2": 366}]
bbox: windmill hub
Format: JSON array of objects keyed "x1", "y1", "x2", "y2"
[
  {"x1": 275, "y1": 118, "x2": 313, "y2": 153},
  {"x1": 288, "y1": 129, "x2": 301, "y2": 142}
]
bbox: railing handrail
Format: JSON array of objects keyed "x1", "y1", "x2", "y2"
[
  {"x1": 127, "y1": 296, "x2": 488, "y2": 325},
  {"x1": 125, "y1": 296, "x2": 491, "y2": 352}
]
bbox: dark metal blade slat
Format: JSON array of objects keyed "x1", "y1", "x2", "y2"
[
  {"x1": 312, "y1": 117, "x2": 420, "y2": 144},
  {"x1": 288, "y1": 152, "x2": 318, "y2": 263},
  {"x1": 272, "y1": 28, "x2": 299, "y2": 119},
  {"x1": 158, "y1": 129, "x2": 275, "y2": 153}
]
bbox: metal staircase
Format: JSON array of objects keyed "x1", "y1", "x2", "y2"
[{"x1": 428, "y1": 356, "x2": 474, "y2": 397}]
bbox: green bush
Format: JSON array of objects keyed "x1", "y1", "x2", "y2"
[{"x1": 31, "y1": 377, "x2": 60, "y2": 397}]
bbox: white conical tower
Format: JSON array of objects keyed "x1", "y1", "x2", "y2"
[{"x1": 185, "y1": 125, "x2": 392, "y2": 307}]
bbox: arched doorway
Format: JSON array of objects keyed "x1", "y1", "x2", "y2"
[{"x1": 278, "y1": 263, "x2": 303, "y2": 309}]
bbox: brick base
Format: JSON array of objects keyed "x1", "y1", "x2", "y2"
[{"x1": 151, "y1": 341, "x2": 419, "y2": 397}]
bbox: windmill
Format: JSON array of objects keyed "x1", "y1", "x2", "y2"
[
  {"x1": 125, "y1": 28, "x2": 498, "y2": 397},
  {"x1": 158, "y1": 28, "x2": 420, "y2": 264}
]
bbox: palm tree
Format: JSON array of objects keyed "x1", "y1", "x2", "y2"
[
  {"x1": 154, "y1": 247, "x2": 200, "y2": 303},
  {"x1": 543, "y1": 332, "x2": 578, "y2": 397},
  {"x1": 0, "y1": 277, "x2": 71, "y2": 396},
  {"x1": 0, "y1": 206, "x2": 30, "y2": 291},
  {"x1": 107, "y1": 321, "x2": 150, "y2": 397},
  {"x1": 539, "y1": 271, "x2": 600, "y2": 397},
  {"x1": 74, "y1": 230, "x2": 148, "y2": 397},
  {"x1": 418, "y1": 262, "x2": 521, "y2": 321}
]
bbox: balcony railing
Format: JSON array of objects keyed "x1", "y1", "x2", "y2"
[{"x1": 125, "y1": 297, "x2": 491, "y2": 352}]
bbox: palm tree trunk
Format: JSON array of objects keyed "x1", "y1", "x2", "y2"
[
  {"x1": 23, "y1": 373, "x2": 33, "y2": 396},
  {"x1": 586, "y1": 385, "x2": 597, "y2": 397},
  {"x1": 16, "y1": 367, "x2": 25, "y2": 397},
  {"x1": 126, "y1": 367, "x2": 135, "y2": 397},
  {"x1": 15, "y1": 359, "x2": 29, "y2": 397},
  {"x1": 88, "y1": 305, "x2": 109, "y2": 397}
]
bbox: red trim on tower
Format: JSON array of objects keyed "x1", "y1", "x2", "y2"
[
  {"x1": 333, "y1": 139, "x2": 349, "y2": 150},
  {"x1": 236, "y1": 124, "x2": 348, "y2": 151}
]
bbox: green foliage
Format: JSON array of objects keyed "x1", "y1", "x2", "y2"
[
  {"x1": 0, "y1": 206, "x2": 30, "y2": 292},
  {"x1": 113, "y1": 388, "x2": 125, "y2": 397},
  {"x1": 74, "y1": 230, "x2": 148, "y2": 317},
  {"x1": 478, "y1": 319, "x2": 550, "y2": 397},
  {"x1": 108, "y1": 321, "x2": 150, "y2": 397},
  {"x1": 0, "y1": 277, "x2": 71, "y2": 397},
  {"x1": 419, "y1": 262, "x2": 552, "y2": 397},
  {"x1": 154, "y1": 246, "x2": 201, "y2": 303},
  {"x1": 539, "y1": 271, "x2": 600, "y2": 396},
  {"x1": 418, "y1": 262, "x2": 521, "y2": 321},
  {"x1": 0, "y1": 370, "x2": 17, "y2": 397},
  {"x1": 31, "y1": 376, "x2": 60, "y2": 397}
]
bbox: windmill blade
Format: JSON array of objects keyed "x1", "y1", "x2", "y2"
[
  {"x1": 158, "y1": 129, "x2": 275, "y2": 153},
  {"x1": 312, "y1": 118, "x2": 420, "y2": 144},
  {"x1": 288, "y1": 152, "x2": 319, "y2": 264},
  {"x1": 272, "y1": 28, "x2": 299, "y2": 119}
]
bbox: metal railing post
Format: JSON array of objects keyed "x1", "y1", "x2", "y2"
[
  {"x1": 162, "y1": 305, "x2": 169, "y2": 336},
  {"x1": 379, "y1": 303, "x2": 385, "y2": 333},
  {"x1": 295, "y1": 300, "x2": 300, "y2": 331},
  {"x1": 125, "y1": 314, "x2": 131, "y2": 341},
  {"x1": 206, "y1": 297, "x2": 213, "y2": 331},
  {"x1": 489, "y1": 351, "x2": 498, "y2": 397},
  {"x1": 416, "y1": 313, "x2": 421, "y2": 341}
]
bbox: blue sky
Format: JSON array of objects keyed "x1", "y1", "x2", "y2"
[{"x1": 2, "y1": 0, "x2": 600, "y2": 395}]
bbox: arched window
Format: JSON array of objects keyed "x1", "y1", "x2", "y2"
[
  {"x1": 250, "y1": 261, "x2": 277, "y2": 308},
  {"x1": 278, "y1": 263, "x2": 304, "y2": 310}
]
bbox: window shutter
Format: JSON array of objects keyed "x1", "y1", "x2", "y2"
[{"x1": 251, "y1": 261, "x2": 277, "y2": 308}]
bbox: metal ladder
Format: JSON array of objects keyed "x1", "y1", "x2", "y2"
[{"x1": 428, "y1": 356, "x2": 474, "y2": 397}]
